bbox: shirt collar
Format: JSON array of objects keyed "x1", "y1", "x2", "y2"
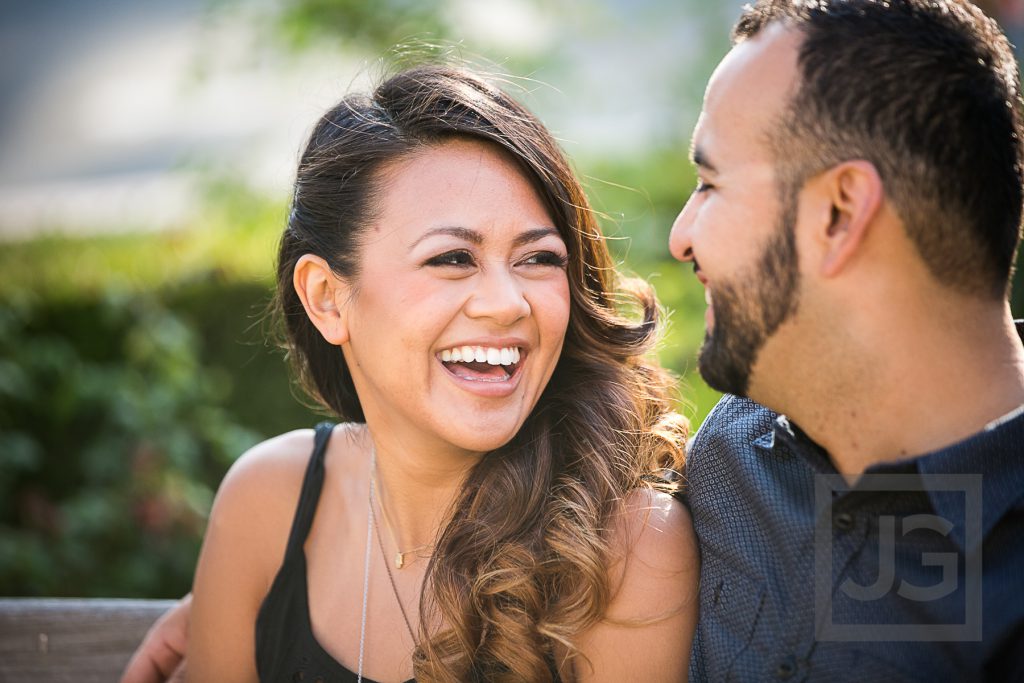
[
  {"x1": 757, "y1": 414, "x2": 835, "y2": 474},
  {"x1": 909, "y1": 405, "x2": 1024, "y2": 551},
  {"x1": 764, "y1": 407, "x2": 1024, "y2": 551}
]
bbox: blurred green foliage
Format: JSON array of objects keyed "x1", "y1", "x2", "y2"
[
  {"x1": 0, "y1": 182, "x2": 322, "y2": 597},
  {"x1": 274, "y1": 0, "x2": 449, "y2": 51},
  {"x1": 0, "y1": 289, "x2": 254, "y2": 596}
]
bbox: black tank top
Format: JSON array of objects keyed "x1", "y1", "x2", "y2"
[
  {"x1": 254, "y1": 422, "x2": 413, "y2": 683},
  {"x1": 254, "y1": 422, "x2": 564, "y2": 682}
]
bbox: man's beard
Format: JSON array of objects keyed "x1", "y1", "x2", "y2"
[{"x1": 697, "y1": 198, "x2": 801, "y2": 397}]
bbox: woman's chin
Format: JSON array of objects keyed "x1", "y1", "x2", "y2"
[
  {"x1": 444, "y1": 419, "x2": 524, "y2": 455},
  {"x1": 455, "y1": 435, "x2": 517, "y2": 455}
]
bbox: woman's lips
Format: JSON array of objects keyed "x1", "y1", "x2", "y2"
[
  {"x1": 445, "y1": 360, "x2": 513, "y2": 382},
  {"x1": 437, "y1": 350, "x2": 526, "y2": 397}
]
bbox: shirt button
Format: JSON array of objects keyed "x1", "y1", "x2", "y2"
[
  {"x1": 775, "y1": 655, "x2": 798, "y2": 679},
  {"x1": 834, "y1": 512, "x2": 855, "y2": 532}
]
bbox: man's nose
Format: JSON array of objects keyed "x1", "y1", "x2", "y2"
[{"x1": 668, "y1": 198, "x2": 697, "y2": 263}]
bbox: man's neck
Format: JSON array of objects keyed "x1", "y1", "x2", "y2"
[{"x1": 754, "y1": 306, "x2": 1024, "y2": 478}]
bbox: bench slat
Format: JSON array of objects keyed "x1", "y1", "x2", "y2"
[{"x1": 0, "y1": 598, "x2": 176, "y2": 683}]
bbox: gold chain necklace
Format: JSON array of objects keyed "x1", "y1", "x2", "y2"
[
  {"x1": 370, "y1": 466, "x2": 432, "y2": 570},
  {"x1": 368, "y1": 474, "x2": 418, "y2": 646}
]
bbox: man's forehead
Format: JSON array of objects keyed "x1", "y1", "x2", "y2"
[
  {"x1": 710, "y1": 22, "x2": 801, "y2": 106},
  {"x1": 693, "y1": 23, "x2": 802, "y2": 164}
]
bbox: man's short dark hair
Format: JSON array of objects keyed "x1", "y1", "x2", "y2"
[{"x1": 735, "y1": 0, "x2": 1023, "y2": 299}]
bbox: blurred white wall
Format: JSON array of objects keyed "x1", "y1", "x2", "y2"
[{"x1": 0, "y1": 0, "x2": 744, "y2": 240}]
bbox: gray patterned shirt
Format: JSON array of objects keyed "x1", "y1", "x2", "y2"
[{"x1": 683, "y1": 393, "x2": 1024, "y2": 682}]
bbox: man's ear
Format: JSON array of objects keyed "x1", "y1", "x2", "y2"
[
  {"x1": 815, "y1": 160, "x2": 883, "y2": 277},
  {"x1": 293, "y1": 254, "x2": 351, "y2": 345}
]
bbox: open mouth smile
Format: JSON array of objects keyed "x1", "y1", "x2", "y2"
[{"x1": 437, "y1": 345, "x2": 523, "y2": 383}]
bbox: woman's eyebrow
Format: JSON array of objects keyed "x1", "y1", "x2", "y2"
[
  {"x1": 409, "y1": 226, "x2": 561, "y2": 251},
  {"x1": 512, "y1": 227, "x2": 561, "y2": 248},
  {"x1": 409, "y1": 226, "x2": 483, "y2": 250}
]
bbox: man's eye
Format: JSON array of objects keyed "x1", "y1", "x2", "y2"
[
  {"x1": 425, "y1": 250, "x2": 475, "y2": 267},
  {"x1": 521, "y1": 251, "x2": 568, "y2": 268},
  {"x1": 695, "y1": 180, "x2": 715, "y2": 193}
]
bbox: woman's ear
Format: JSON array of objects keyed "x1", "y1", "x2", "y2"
[
  {"x1": 815, "y1": 160, "x2": 883, "y2": 278},
  {"x1": 293, "y1": 254, "x2": 351, "y2": 345}
]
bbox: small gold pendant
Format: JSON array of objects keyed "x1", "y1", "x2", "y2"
[{"x1": 395, "y1": 552, "x2": 405, "y2": 569}]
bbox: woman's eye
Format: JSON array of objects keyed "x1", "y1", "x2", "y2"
[
  {"x1": 425, "y1": 250, "x2": 475, "y2": 267},
  {"x1": 521, "y1": 251, "x2": 568, "y2": 268}
]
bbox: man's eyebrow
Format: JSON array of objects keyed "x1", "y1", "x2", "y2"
[
  {"x1": 690, "y1": 146, "x2": 719, "y2": 175},
  {"x1": 409, "y1": 226, "x2": 483, "y2": 250},
  {"x1": 512, "y1": 227, "x2": 562, "y2": 248}
]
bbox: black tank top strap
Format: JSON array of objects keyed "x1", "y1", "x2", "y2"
[{"x1": 282, "y1": 421, "x2": 335, "y2": 558}]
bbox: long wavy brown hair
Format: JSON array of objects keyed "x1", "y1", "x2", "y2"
[{"x1": 275, "y1": 63, "x2": 687, "y2": 682}]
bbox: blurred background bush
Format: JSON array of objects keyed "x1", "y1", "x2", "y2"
[{"x1": 1, "y1": 0, "x2": 1021, "y2": 599}]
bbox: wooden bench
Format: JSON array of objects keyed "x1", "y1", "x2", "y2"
[{"x1": 0, "y1": 598, "x2": 175, "y2": 683}]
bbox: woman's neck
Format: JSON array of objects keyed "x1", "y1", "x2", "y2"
[{"x1": 361, "y1": 423, "x2": 482, "y2": 552}]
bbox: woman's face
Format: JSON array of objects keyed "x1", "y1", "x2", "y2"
[{"x1": 340, "y1": 138, "x2": 571, "y2": 457}]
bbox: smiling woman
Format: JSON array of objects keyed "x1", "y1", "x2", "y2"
[
  {"x1": 295, "y1": 138, "x2": 571, "y2": 454},
  {"x1": 126, "y1": 64, "x2": 698, "y2": 683}
]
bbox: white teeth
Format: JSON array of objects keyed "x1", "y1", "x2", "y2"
[
  {"x1": 439, "y1": 345, "x2": 523, "y2": 366},
  {"x1": 705, "y1": 289, "x2": 711, "y2": 305}
]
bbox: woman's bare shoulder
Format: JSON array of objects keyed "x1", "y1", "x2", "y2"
[
  {"x1": 603, "y1": 488, "x2": 699, "y2": 620},
  {"x1": 617, "y1": 489, "x2": 697, "y2": 568},
  {"x1": 202, "y1": 428, "x2": 322, "y2": 577},
  {"x1": 208, "y1": 423, "x2": 369, "y2": 550},
  {"x1": 211, "y1": 430, "x2": 314, "y2": 516},
  {"x1": 570, "y1": 489, "x2": 699, "y2": 681},
  {"x1": 189, "y1": 427, "x2": 343, "y2": 680},
  {"x1": 223, "y1": 428, "x2": 318, "y2": 492}
]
